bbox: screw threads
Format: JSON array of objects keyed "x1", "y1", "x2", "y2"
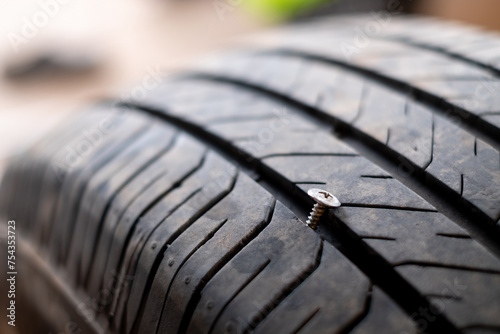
[
  {"x1": 305, "y1": 188, "x2": 341, "y2": 230},
  {"x1": 306, "y1": 203, "x2": 326, "y2": 230}
]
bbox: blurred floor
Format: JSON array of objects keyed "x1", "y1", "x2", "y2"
[
  {"x1": 413, "y1": 0, "x2": 500, "y2": 31},
  {"x1": 0, "y1": 0, "x2": 265, "y2": 176}
]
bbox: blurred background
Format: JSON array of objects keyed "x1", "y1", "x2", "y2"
[{"x1": 0, "y1": 0, "x2": 500, "y2": 177}]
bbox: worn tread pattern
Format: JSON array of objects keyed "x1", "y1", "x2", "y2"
[{"x1": 2, "y1": 13, "x2": 500, "y2": 334}]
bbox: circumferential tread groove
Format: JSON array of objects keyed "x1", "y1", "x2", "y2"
[
  {"x1": 178, "y1": 73, "x2": 500, "y2": 261},
  {"x1": 122, "y1": 103, "x2": 460, "y2": 334}
]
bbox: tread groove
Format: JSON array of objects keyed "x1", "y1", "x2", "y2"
[
  {"x1": 293, "y1": 181, "x2": 327, "y2": 185},
  {"x1": 360, "y1": 236, "x2": 397, "y2": 241},
  {"x1": 394, "y1": 262, "x2": 500, "y2": 274},
  {"x1": 436, "y1": 233, "x2": 472, "y2": 240},
  {"x1": 260, "y1": 153, "x2": 359, "y2": 159},
  {"x1": 340, "y1": 203, "x2": 437, "y2": 212},
  {"x1": 291, "y1": 308, "x2": 320, "y2": 334},
  {"x1": 460, "y1": 174, "x2": 464, "y2": 197},
  {"x1": 360, "y1": 175, "x2": 393, "y2": 179},
  {"x1": 350, "y1": 82, "x2": 368, "y2": 126},
  {"x1": 423, "y1": 115, "x2": 435, "y2": 170}
]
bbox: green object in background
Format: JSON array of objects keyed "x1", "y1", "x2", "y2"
[{"x1": 245, "y1": 0, "x2": 336, "y2": 21}]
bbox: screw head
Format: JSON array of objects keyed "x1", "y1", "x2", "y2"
[{"x1": 307, "y1": 188, "x2": 341, "y2": 208}]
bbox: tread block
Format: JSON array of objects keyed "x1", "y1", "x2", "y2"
[
  {"x1": 188, "y1": 202, "x2": 323, "y2": 334},
  {"x1": 397, "y1": 266, "x2": 500, "y2": 329},
  {"x1": 65, "y1": 120, "x2": 163, "y2": 284},
  {"x1": 234, "y1": 131, "x2": 358, "y2": 158},
  {"x1": 113, "y1": 150, "x2": 237, "y2": 330},
  {"x1": 78, "y1": 122, "x2": 177, "y2": 284},
  {"x1": 264, "y1": 155, "x2": 434, "y2": 210},
  {"x1": 336, "y1": 207, "x2": 500, "y2": 271},
  {"x1": 99, "y1": 134, "x2": 207, "y2": 306},
  {"x1": 249, "y1": 243, "x2": 370, "y2": 334},
  {"x1": 428, "y1": 117, "x2": 500, "y2": 220},
  {"x1": 350, "y1": 288, "x2": 418, "y2": 334},
  {"x1": 154, "y1": 173, "x2": 275, "y2": 334},
  {"x1": 52, "y1": 110, "x2": 151, "y2": 263},
  {"x1": 35, "y1": 108, "x2": 129, "y2": 246}
]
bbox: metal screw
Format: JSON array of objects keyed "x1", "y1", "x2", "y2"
[{"x1": 306, "y1": 188, "x2": 341, "y2": 230}]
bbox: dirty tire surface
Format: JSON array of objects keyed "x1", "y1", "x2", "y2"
[{"x1": 2, "y1": 14, "x2": 500, "y2": 334}]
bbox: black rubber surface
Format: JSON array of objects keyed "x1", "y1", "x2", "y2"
[{"x1": 2, "y1": 14, "x2": 500, "y2": 334}]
